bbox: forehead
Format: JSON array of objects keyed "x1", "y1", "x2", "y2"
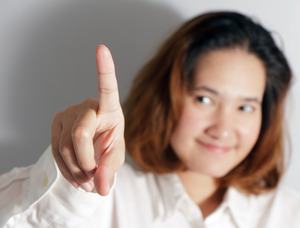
[{"x1": 193, "y1": 48, "x2": 266, "y2": 99}]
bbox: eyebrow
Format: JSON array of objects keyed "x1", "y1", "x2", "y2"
[{"x1": 192, "y1": 86, "x2": 262, "y2": 104}]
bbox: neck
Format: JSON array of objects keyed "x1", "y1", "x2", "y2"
[{"x1": 177, "y1": 170, "x2": 226, "y2": 218}]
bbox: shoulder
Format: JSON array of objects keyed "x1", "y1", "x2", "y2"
[
  {"x1": 248, "y1": 185, "x2": 300, "y2": 227},
  {"x1": 275, "y1": 185, "x2": 300, "y2": 207},
  {"x1": 271, "y1": 185, "x2": 300, "y2": 220},
  {"x1": 251, "y1": 185, "x2": 300, "y2": 210}
]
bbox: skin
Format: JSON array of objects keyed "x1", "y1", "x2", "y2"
[
  {"x1": 52, "y1": 45, "x2": 125, "y2": 195},
  {"x1": 171, "y1": 48, "x2": 266, "y2": 217},
  {"x1": 52, "y1": 46, "x2": 266, "y2": 218}
]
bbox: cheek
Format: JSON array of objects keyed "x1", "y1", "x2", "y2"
[
  {"x1": 170, "y1": 105, "x2": 203, "y2": 152},
  {"x1": 173, "y1": 105, "x2": 208, "y2": 138},
  {"x1": 171, "y1": 114, "x2": 194, "y2": 146},
  {"x1": 239, "y1": 116, "x2": 262, "y2": 150}
]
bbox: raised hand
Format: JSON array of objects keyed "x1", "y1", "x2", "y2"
[{"x1": 51, "y1": 45, "x2": 125, "y2": 196}]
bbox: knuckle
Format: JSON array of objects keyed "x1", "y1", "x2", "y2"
[
  {"x1": 72, "y1": 126, "x2": 91, "y2": 142},
  {"x1": 62, "y1": 105, "x2": 77, "y2": 117},
  {"x1": 80, "y1": 98, "x2": 98, "y2": 110},
  {"x1": 78, "y1": 161, "x2": 94, "y2": 173},
  {"x1": 81, "y1": 98, "x2": 95, "y2": 105}
]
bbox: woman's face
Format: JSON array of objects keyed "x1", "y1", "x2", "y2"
[{"x1": 170, "y1": 48, "x2": 266, "y2": 177}]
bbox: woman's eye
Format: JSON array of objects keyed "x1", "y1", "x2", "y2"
[
  {"x1": 196, "y1": 96, "x2": 212, "y2": 105},
  {"x1": 239, "y1": 104, "x2": 255, "y2": 113}
]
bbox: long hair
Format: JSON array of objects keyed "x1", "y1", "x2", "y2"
[{"x1": 123, "y1": 11, "x2": 292, "y2": 194}]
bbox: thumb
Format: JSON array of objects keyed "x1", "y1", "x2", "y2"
[
  {"x1": 93, "y1": 165, "x2": 113, "y2": 196},
  {"x1": 93, "y1": 141, "x2": 124, "y2": 196}
]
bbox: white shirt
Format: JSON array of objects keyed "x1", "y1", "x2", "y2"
[{"x1": 1, "y1": 145, "x2": 300, "y2": 228}]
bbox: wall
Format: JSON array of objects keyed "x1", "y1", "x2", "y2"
[{"x1": 0, "y1": 0, "x2": 299, "y2": 191}]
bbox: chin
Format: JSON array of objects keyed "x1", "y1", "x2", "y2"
[{"x1": 189, "y1": 163, "x2": 232, "y2": 178}]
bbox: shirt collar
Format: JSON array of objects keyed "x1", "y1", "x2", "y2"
[
  {"x1": 155, "y1": 173, "x2": 252, "y2": 227},
  {"x1": 155, "y1": 172, "x2": 187, "y2": 219},
  {"x1": 222, "y1": 187, "x2": 252, "y2": 228}
]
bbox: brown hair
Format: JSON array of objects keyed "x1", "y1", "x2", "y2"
[{"x1": 123, "y1": 11, "x2": 292, "y2": 194}]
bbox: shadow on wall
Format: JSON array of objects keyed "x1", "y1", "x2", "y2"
[{"x1": 1, "y1": 0, "x2": 183, "y2": 173}]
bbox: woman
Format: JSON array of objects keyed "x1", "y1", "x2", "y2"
[{"x1": 1, "y1": 11, "x2": 300, "y2": 227}]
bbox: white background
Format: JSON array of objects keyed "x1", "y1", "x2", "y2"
[{"x1": 0, "y1": 0, "x2": 299, "y2": 191}]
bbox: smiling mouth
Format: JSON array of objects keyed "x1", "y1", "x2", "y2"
[{"x1": 196, "y1": 139, "x2": 232, "y2": 154}]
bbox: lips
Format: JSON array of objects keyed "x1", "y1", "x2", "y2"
[{"x1": 196, "y1": 139, "x2": 232, "y2": 154}]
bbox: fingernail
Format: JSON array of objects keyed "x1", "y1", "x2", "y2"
[
  {"x1": 80, "y1": 181, "x2": 94, "y2": 192},
  {"x1": 72, "y1": 182, "x2": 79, "y2": 188}
]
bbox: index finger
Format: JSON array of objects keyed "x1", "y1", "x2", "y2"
[{"x1": 96, "y1": 45, "x2": 121, "y2": 113}]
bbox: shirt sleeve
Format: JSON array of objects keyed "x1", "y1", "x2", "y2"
[{"x1": 0, "y1": 145, "x2": 115, "y2": 227}]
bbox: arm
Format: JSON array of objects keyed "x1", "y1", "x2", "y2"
[
  {"x1": 1, "y1": 45, "x2": 124, "y2": 227},
  {"x1": 0, "y1": 146, "x2": 115, "y2": 227}
]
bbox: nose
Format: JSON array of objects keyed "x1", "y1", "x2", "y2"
[{"x1": 205, "y1": 106, "x2": 233, "y2": 140}]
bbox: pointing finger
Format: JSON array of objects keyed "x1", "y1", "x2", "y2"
[{"x1": 96, "y1": 45, "x2": 121, "y2": 113}]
